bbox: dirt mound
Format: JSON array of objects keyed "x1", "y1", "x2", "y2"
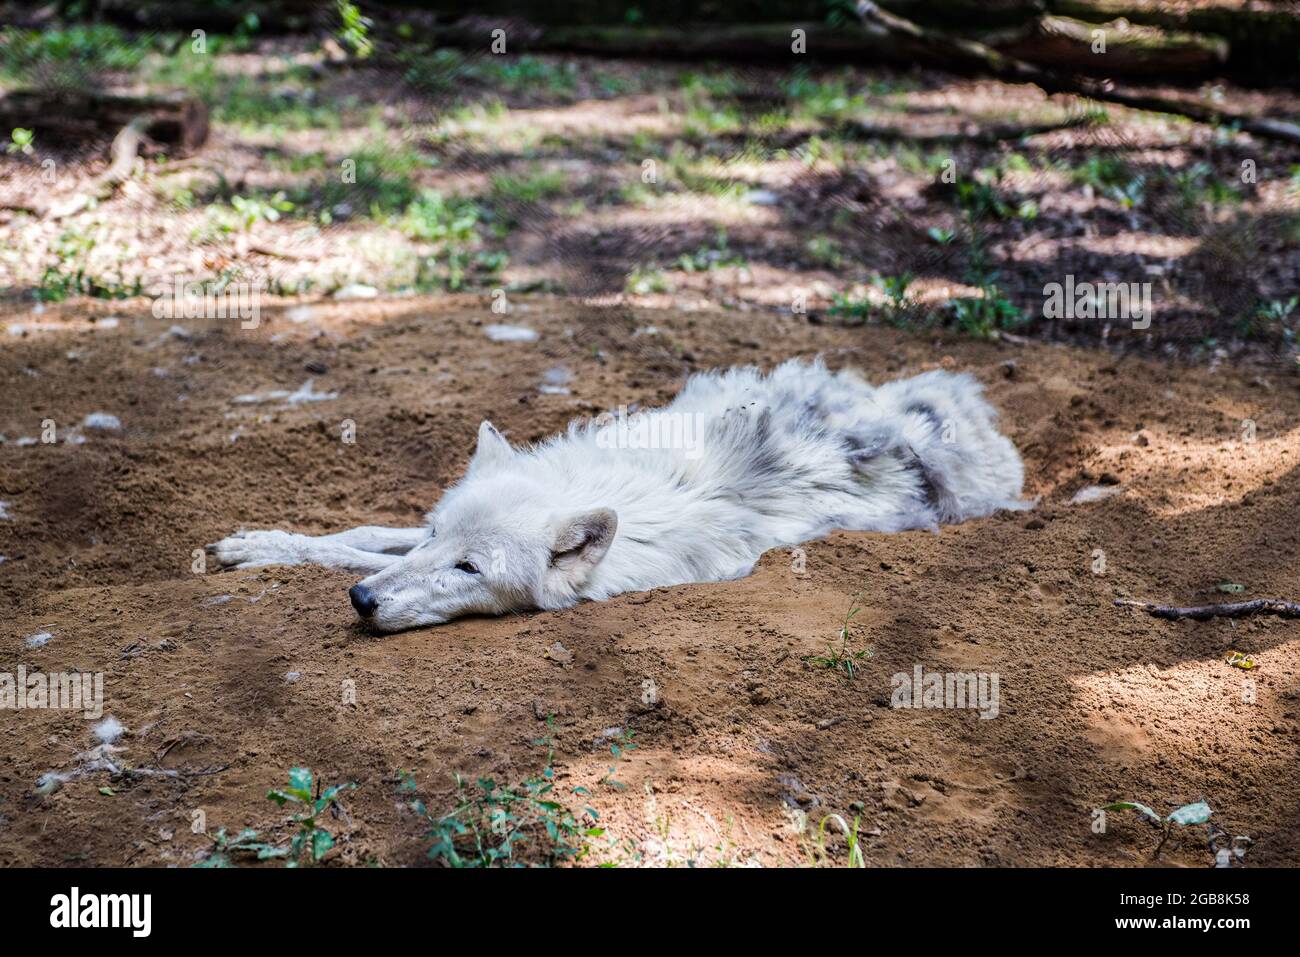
[{"x1": 1, "y1": 295, "x2": 1297, "y2": 866}]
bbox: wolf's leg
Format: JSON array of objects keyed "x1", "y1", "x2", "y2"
[
  {"x1": 315, "y1": 525, "x2": 428, "y2": 554},
  {"x1": 205, "y1": 526, "x2": 426, "y2": 573}
]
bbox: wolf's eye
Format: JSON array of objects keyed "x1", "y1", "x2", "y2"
[{"x1": 455, "y1": 560, "x2": 480, "y2": 575}]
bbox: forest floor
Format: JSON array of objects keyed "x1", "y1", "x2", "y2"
[
  {"x1": 2, "y1": 294, "x2": 1298, "y2": 867},
  {"x1": 1, "y1": 33, "x2": 1299, "y2": 866}
]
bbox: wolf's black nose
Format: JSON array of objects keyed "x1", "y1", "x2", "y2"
[{"x1": 349, "y1": 584, "x2": 378, "y2": 618}]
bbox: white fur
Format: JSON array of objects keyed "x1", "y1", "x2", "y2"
[{"x1": 207, "y1": 359, "x2": 1026, "y2": 631}]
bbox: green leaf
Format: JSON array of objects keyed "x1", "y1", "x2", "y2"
[
  {"x1": 288, "y1": 767, "x2": 313, "y2": 794},
  {"x1": 1101, "y1": 801, "x2": 1162, "y2": 824},
  {"x1": 1167, "y1": 802, "x2": 1212, "y2": 826},
  {"x1": 1217, "y1": 583, "x2": 1245, "y2": 593},
  {"x1": 311, "y1": 829, "x2": 334, "y2": 861},
  {"x1": 98, "y1": 786, "x2": 115, "y2": 796},
  {"x1": 319, "y1": 782, "x2": 355, "y2": 804}
]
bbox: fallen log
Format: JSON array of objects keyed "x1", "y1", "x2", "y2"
[
  {"x1": 1051, "y1": 0, "x2": 1300, "y2": 77},
  {"x1": 1115, "y1": 598, "x2": 1300, "y2": 621},
  {"x1": 855, "y1": 2, "x2": 1300, "y2": 147},
  {"x1": 986, "y1": 14, "x2": 1229, "y2": 80},
  {"x1": 0, "y1": 90, "x2": 209, "y2": 153},
  {"x1": 427, "y1": 19, "x2": 899, "y2": 63}
]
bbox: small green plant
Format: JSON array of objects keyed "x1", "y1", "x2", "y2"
[
  {"x1": 1073, "y1": 155, "x2": 1146, "y2": 209},
  {"x1": 0, "y1": 25, "x2": 156, "y2": 88},
  {"x1": 1074, "y1": 154, "x2": 1131, "y2": 192},
  {"x1": 401, "y1": 189, "x2": 479, "y2": 243},
  {"x1": 1253, "y1": 296, "x2": 1297, "y2": 323},
  {"x1": 876, "y1": 272, "x2": 913, "y2": 310},
  {"x1": 1171, "y1": 162, "x2": 1239, "y2": 210},
  {"x1": 37, "y1": 229, "x2": 143, "y2": 302},
  {"x1": 599, "y1": 729, "x2": 637, "y2": 790},
  {"x1": 192, "y1": 828, "x2": 284, "y2": 868},
  {"x1": 266, "y1": 767, "x2": 357, "y2": 867},
  {"x1": 947, "y1": 289, "x2": 1023, "y2": 338},
  {"x1": 401, "y1": 190, "x2": 484, "y2": 290},
  {"x1": 803, "y1": 593, "x2": 873, "y2": 683},
  {"x1": 336, "y1": 0, "x2": 374, "y2": 59},
  {"x1": 1098, "y1": 800, "x2": 1212, "y2": 858},
  {"x1": 829, "y1": 290, "x2": 873, "y2": 324},
  {"x1": 805, "y1": 235, "x2": 844, "y2": 268},
  {"x1": 230, "y1": 191, "x2": 294, "y2": 229},
  {"x1": 831, "y1": 274, "x2": 917, "y2": 329},
  {"x1": 7, "y1": 127, "x2": 34, "y2": 155},
  {"x1": 676, "y1": 229, "x2": 745, "y2": 272},
  {"x1": 414, "y1": 721, "x2": 603, "y2": 867},
  {"x1": 490, "y1": 169, "x2": 568, "y2": 206},
  {"x1": 955, "y1": 177, "x2": 1010, "y2": 220},
  {"x1": 944, "y1": 220, "x2": 1023, "y2": 339},
  {"x1": 627, "y1": 265, "x2": 670, "y2": 295},
  {"x1": 809, "y1": 813, "x2": 866, "y2": 867},
  {"x1": 781, "y1": 69, "x2": 868, "y2": 123},
  {"x1": 1235, "y1": 296, "x2": 1296, "y2": 338}
]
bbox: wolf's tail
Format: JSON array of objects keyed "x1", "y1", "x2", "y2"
[{"x1": 867, "y1": 370, "x2": 1027, "y2": 523}]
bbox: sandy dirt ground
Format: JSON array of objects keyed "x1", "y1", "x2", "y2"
[{"x1": 1, "y1": 295, "x2": 1297, "y2": 867}]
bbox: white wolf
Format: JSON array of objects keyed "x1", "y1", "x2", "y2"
[{"x1": 207, "y1": 359, "x2": 1025, "y2": 632}]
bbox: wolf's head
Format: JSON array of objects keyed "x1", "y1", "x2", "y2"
[{"x1": 349, "y1": 421, "x2": 618, "y2": 631}]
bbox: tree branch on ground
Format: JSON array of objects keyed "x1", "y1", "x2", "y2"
[{"x1": 1114, "y1": 598, "x2": 1300, "y2": 621}]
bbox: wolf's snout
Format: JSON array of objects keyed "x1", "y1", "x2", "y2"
[{"x1": 349, "y1": 583, "x2": 378, "y2": 619}]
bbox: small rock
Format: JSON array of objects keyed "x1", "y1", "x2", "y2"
[
  {"x1": 1070, "y1": 484, "x2": 1122, "y2": 505},
  {"x1": 545, "y1": 641, "x2": 573, "y2": 666},
  {"x1": 1024, "y1": 518, "x2": 1045, "y2": 530},
  {"x1": 484, "y1": 324, "x2": 538, "y2": 343},
  {"x1": 82, "y1": 412, "x2": 122, "y2": 431},
  {"x1": 333, "y1": 283, "x2": 378, "y2": 300},
  {"x1": 750, "y1": 686, "x2": 772, "y2": 705}
]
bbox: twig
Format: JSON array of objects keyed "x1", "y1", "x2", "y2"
[
  {"x1": 1114, "y1": 598, "x2": 1300, "y2": 621},
  {"x1": 247, "y1": 241, "x2": 305, "y2": 261},
  {"x1": 47, "y1": 117, "x2": 148, "y2": 221}
]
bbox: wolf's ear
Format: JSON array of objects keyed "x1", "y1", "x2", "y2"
[
  {"x1": 549, "y1": 508, "x2": 618, "y2": 575},
  {"x1": 470, "y1": 420, "x2": 513, "y2": 471}
]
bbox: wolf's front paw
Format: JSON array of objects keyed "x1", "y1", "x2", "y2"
[{"x1": 205, "y1": 530, "x2": 305, "y2": 570}]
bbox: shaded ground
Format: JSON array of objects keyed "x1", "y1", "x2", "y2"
[
  {"x1": 1, "y1": 295, "x2": 1298, "y2": 866},
  {"x1": 2, "y1": 38, "x2": 1299, "y2": 363}
]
